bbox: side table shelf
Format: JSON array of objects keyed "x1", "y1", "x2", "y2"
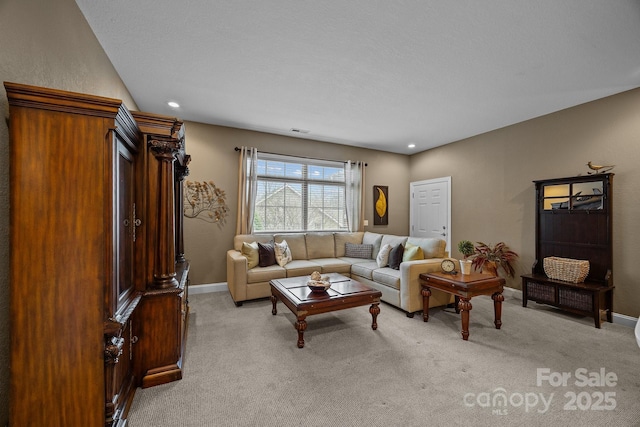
[{"x1": 521, "y1": 273, "x2": 613, "y2": 328}]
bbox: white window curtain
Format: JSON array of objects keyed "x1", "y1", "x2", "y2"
[
  {"x1": 236, "y1": 146, "x2": 258, "y2": 235},
  {"x1": 345, "y1": 161, "x2": 366, "y2": 232}
]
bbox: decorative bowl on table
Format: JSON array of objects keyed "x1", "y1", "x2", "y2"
[
  {"x1": 307, "y1": 271, "x2": 331, "y2": 293},
  {"x1": 307, "y1": 280, "x2": 331, "y2": 293}
]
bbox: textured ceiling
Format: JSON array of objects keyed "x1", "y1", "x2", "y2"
[{"x1": 75, "y1": 0, "x2": 640, "y2": 154}]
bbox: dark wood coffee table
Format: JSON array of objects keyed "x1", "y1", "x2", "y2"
[
  {"x1": 419, "y1": 272, "x2": 505, "y2": 341},
  {"x1": 270, "y1": 273, "x2": 381, "y2": 348}
]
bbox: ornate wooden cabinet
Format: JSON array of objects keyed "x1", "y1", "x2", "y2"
[
  {"x1": 521, "y1": 173, "x2": 614, "y2": 328},
  {"x1": 132, "y1": 111, "x2": 191, "y2": 388},
  {"x1": 5, "y1": 82, "x2": 190, "y2": 426}
]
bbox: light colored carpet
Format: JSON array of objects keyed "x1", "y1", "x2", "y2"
[{"x1": 127, "y1": 289, "x2": 639, "y2": 426}]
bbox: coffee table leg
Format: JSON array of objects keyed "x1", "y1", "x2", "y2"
[
  {"x1": 369, "y1": 303, "x2": 380, "y2": 330},
  {"x1": 270, "y1": 295, "x2": 278, "y2": 315},
  {"x1": 421, "y1": 287, "x2": 431, "y2": 322},
  {"x1": 492, "y1": 291, "x2": 504, "y2": 329},
  {"x1": 295, "y1": 317, "x2": 307, "y2": 348},
  {"x1": 458, "y1": 298, "x2": 472, "y2": 341}
]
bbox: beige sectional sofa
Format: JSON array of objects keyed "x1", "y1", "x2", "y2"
[{"x1": 226, "y1": 231, "x2": 453, "y2": 316}]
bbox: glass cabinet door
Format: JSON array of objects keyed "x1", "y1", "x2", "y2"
[
  {"x1": 542, "y1": 184, "x2": 569, "y2": 210},
  {"x1": 571, "y1": 181, "x2": 603, "y2": 210},
  {"x1": 542, "y1": 180, "x2": 604, "y2": 211}
]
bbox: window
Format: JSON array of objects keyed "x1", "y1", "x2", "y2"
[{"x1": 253, "y1": 153, "x2": 348, "y2": 232}]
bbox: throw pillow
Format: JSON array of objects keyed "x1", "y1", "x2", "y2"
[
  {"x1": 241, "y1": 241, "x2": 260, "y2": 269},
  {"x1": 376, "y1": 243, "x2": 393, "y2": 267},
  {"x1": 403, "y1": 242, "x2": 425, "y2": 262},
  {"x1": 388, "y1": 244, "x2": 405, "y2": 270},
  {"x1": 258, "y1": 242, "x2": 276, "y2": 267},
  {"x1": 345, "y1": 242, "x2": 373, "y2": 259},
  {"x1": 274, "y1": 239, "x2": 292, "y2": 267}
]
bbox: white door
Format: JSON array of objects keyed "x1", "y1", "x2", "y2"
[{"x1": 410, "y1": 177, "x2": 451, "y2": 255}]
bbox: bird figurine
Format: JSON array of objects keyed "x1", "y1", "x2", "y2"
[{"x1": 587, "y1": 161, "x2": 615, "y2": 174}]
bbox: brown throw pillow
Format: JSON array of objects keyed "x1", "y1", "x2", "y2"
[
  {"x1": 388, "y1": 244, "x2": 405, "y2": 270},
  {"x1": 258, "y1": 242, "x2": 276, "y2": 267}
]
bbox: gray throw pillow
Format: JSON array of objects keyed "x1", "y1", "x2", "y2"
[
  {"x1": 345, "y1": 242, "x2": 373, "y2": 259},
  {"x1": 388, "y1": 244, "x2": 405, "y2": 270}
]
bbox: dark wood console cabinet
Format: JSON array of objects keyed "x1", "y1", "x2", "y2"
[
  {"x1": 6, "y1": 82, "x2": 190, "y2": 426},
  {"x1": 521, "y1": 173, "x2": 614, "y2": 328}
]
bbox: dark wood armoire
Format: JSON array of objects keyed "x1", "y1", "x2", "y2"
[
  {"x1": 521, "y1": 173, "x2": 614, "y2": 328},
  {"x1": 5, "y1": 82, "x2": 190, "y2": 426}
]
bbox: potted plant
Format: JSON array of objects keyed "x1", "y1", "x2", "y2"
[
  {"x1": 471, "y1": 241, "x2": 518, "y2": 277},
  {"x1": 457, "y1": 240, "x2": 475, "y2": 275}
]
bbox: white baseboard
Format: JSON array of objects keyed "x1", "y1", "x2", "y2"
[
  {"x1": 187, "y1": 283, "x2": 638, "y2": 328},
  {"x1": 189, "y1": 282, "x2": 227, "y2": 295},
  {"x1": 612, "y1": 312, "x2": 638, "y2": 328}
]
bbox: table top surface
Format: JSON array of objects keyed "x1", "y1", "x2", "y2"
[
  {"x1": 270, "y1": 273, "x2": 381, "y2": 306},
  {"x1": 421, "y1": 271, "x2": 505, "y2": 285},
  {"x1": 420, "y1": 272, "x2": 505, "y2": 296}
]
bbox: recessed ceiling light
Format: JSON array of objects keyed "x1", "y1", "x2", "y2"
[
  {"x1": 408, "y1": 144, "x2": 416, "y2": 149},
  {"x1": 167, "y1": 101, "x2": 180, "y2": 108}
]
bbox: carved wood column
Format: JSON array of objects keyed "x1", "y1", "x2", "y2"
[
  {"x1": 149, "y1": 137, "x2": 181, "y2": 288},
  {"x1": 175, "y1": 156, "x2": 190, "y2": 263}
]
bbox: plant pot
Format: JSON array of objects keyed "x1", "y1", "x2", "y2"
[
  {"x1": 459, "y1": 259, "x2": 473, "y2": 275},
  {"x1": 483, "y1": 260, "x2": 498, "y2": 277}
]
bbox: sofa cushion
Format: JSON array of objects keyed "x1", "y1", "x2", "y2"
[
  {"x1": 306, "y1": 233, "x2": 335, "y2": 259},
  {"x1": 345, "y1": 242, "x2": 373, "y2": 259},
  {"x1": 388, "y1": 243, "x2": 405, "y2": 270},
  {"x1": 283, "y1": 260, "x2": 322, "y2": 277},
  {"x1": 363, "y1": 232, "x2": 383, "y2": 259},
  {"x1": 376, "y1": 243, "x2": 392, "y2": 267},
  {"x1": 339, "y1": 256, "x2": 372, "y2": 266},
  {"x1": 247, "y1": 264, "x2": 286, "y2": 284},
  {"x1": 274, "y1": 240, "x2": 292, "y2": 267},
  {"x1": 310, "y1": 258, "x2": 352, "y2": 274},
  {"x1": 258, "y1": 242, "x2": 276, "y2": 267},
  {"x1": 405, "y1": 237, "x2": 447, "y2": 259},
  {"x1": 372, "y1": 267, "x2": 401, "y2": 290},
  {"x1": 241, "y1": 241, "x2": 260, "y2": 269},
  {"x1": 350, "y1": 260, "x2": 379, "y2": 280},
  {"x1": 381, "y1": 234, "x2": 408, "y2": 252},
  {"x1": 334, "y1": 232, "x2": 364, "y2": 257},
  {"x1": 274, "y1": 233, "x2": 307, "y2": 260},
  {"x1": 403, "y1": 242, "x2": 425, "y2": 262}
]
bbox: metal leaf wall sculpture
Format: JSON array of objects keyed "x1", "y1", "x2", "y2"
[{"x1": 184, "y1": 180, "x2": 229, "y2": 225}]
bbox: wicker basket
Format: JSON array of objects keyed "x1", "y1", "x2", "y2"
[{"x1": 543, "y1": 256, "x2": 590, "y2": 283}]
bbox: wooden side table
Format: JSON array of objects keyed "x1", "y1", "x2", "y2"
[{"x1": 419, "y1": 272, "x2": 505, "y2": 340}]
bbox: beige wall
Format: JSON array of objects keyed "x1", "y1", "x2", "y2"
[
  {"x1": 182, "y1": 121, "x2": 410, "y2": 285},
  {"x1": 1, "y1": 0, "x2": 639, "y2": 423},
  {"x1": 0, "y1": 0, "x2": 137, "y2": 423},
  {"x1": 184, "y1": 87, "x2": 640, "y2": 319},
  {"x1": 410, "y1": 88, "x2": 640, "y2": 318}
]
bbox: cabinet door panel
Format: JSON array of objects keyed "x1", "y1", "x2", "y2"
[{"x1": 116, "y1": 137, "x2": 136, "y2": 312}]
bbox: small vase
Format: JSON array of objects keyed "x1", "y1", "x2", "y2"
[{"x1": 459, "y1": 259, "x2": 473, "y2": 275}]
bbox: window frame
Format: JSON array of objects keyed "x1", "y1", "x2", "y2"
[{"x1": 253, "y1": 152, "x2": 348, "y2": 233}]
